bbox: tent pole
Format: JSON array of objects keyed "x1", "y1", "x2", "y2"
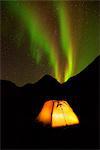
[
  {"x1": 59, "y1": 104, "x2": 67, "y2": 126},
  {"x1": 51, "y1": 100, "x2": 54, "y2": 127}
]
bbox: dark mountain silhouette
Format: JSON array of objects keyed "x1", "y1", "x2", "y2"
[
  {"x1": 35, "y1": 74, "x2": 60, "y2": 86},
  {"x1": 23, "y1": 74, "x2": 61, "y2": 95},
  {"x1": 1, "y1": 56, "x2": 100, "y2": 149}
]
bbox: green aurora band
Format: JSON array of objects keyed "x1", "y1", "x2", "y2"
[
  {"x1": 55, "y1": 2, "x2": 73, "y2": 81},
  {"x1": 8, "y1": 2, "x2": 61, "y2": 82},
  {"x1": 8, "y1": 1, "x2": 100, "y2": 83}
]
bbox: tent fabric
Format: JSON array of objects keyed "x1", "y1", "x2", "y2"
[{"x1": 37, "y1": 100, "x2": 79, "y2": 127}]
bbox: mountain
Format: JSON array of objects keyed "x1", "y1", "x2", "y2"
[
  {"x1": 62, "y1": 55, "x2": 100, "y2": 91},
  {"x1": 1, "y1": 56, "x2": 100, "y2": 149},
  {"x1": 23, "y1": 74, "x2": 61, "y2": 95}
]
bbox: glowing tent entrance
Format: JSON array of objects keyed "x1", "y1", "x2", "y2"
[{"x1": 37, "y1": 100, "x2": 79, "y2": 128}]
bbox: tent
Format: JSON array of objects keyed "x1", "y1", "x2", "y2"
[{"x1": 36, "y1": 100, "x2": 79, "y2": 127}]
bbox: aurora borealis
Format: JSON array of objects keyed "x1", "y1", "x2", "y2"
[{"x1": 1, "y1": 1, "x2": 100, "y2": 85}]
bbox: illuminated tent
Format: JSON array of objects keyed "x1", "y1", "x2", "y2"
[{"x1": 36, "y1": 100, "x2": 79, "y2": 128}]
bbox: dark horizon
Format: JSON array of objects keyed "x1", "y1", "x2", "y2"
[{"x1": 1, "y1": 55, "x2": 100, "y2": 87}]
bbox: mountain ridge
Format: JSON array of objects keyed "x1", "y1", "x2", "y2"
[{"x1": 1, "y1": 55, "x2": 100, "y2": 88}]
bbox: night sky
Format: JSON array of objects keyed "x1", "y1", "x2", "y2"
[{"x1": 1, "y1": 1, "x2": 100, "y2": 86}]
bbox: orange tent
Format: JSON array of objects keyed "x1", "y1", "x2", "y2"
[{"x1": 36, "y1": 100, "x2": 79, "y2": 128}]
